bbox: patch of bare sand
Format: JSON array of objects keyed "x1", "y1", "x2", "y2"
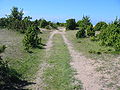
[{"x1": 96, "y1": 56, "x2": 120, "y2": 90}]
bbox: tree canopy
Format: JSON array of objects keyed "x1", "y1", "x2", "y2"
[{"x1": 66, "y1": 19, "x2": 76, "y2": 30}]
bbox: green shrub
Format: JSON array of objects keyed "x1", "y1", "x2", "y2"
[
  {"x1": 51, "y1": 23, "x2": 58, "y2": 29},
  {"x1": 114, "y1": 36, "x2": 120, "y2": 51},
  {"x1": 40, "y1": 19, "x2": 48, "y2": 28},
  {"x1": 66, "y1": 19, "x2": 76, "y2": 30},
  {"x1": 96, "y1": 51, "x2": 101, "y2": 55},
  {"x1": 90, "y1": 36, "x2": 97, "y2": 41},
  {"x1": 94, "y1": 21, "x2": 108, "y2": 31},
  {"x1": 86, "y1": 25, "x2": 95, "y2": 37},
  {"x1": 49, "y1": 22, "x2": 58, "y2": 29},
  {"x1": 77, "y1": 16, "x2": 92, "y2": 30},
  {"x1": 23, "y1": 25, "x2": 41, "y2": 51},
  {"x1": 0, "y1": 45, "x2": 6, "y2": 60},
  {"x1": 76, "y1": 28, "x2": 86, "y2": 38},
  {"x1": 0, "y1": 7, "x2": 33, "y2": 33},
  {"x1": 99, "y1": 19, "x2": 120, "y2": 51},
  {"x1": 0, "y1": 45, "x2": 6, "y2": 54},
  {"x1": 45, "y1": 25, "x2": 51, "y2": 30},
  {"x1": 99, "y1": 48, "x2": 114, "y2": 53},
  {"x1": 76, "y1": 16, "x2": 94, "y2": 39}
]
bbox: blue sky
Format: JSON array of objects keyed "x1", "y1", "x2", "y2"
[{"x1": 0, "y1": 0, "x2": 120, "y2": 24}]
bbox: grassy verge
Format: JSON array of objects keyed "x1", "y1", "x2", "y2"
[
  {"x1": 66, "y1": 30, "x2": 119, "y2": 61},
  {"x1": 43, "y1": 34, "x2": 82, "y2": 90},
  {"x1": 0, "y1": 29, "x2": 50, "y2": 80}
]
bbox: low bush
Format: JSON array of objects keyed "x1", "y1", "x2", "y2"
[
  {"x1": 45, "y1": 25, "x2": 52, "y2": 30},
  {"x1": 23, "y1": 25, "x2": 41, "y2": 51},
  {"x1": 66, "y1": 19, "x2": 76, "y2": 30},
  {"x1": 76, "y1": 28, "x2": 86, "y2": 38},
  {"x1": 0, "y1": 45, "x2": 6, "y2": 54},
  {"x1": 86, "y1": 25, "x2": 95, "y2": 37},
  {"x1": 90, "y1": 36, "x2": 99, "y2": 41},
  {"x1": 40, "y1": 19, "x2": 49, "y2": 28}
]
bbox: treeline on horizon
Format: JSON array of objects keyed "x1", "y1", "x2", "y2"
[
  {"x1": 0, "y1": 6, "x2": 120, "y2": 51},
  {"x1": 0, "y1": 7, "x2": 66, "y2": 33}
]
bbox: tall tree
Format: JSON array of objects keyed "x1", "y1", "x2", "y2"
[{"x1": 9, "y1": 7, "x2": 24, "y2": 20}]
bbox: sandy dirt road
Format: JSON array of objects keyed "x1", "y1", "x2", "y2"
[{"x1": 31, "y1": 28, "x2": 112, "y2": 90}]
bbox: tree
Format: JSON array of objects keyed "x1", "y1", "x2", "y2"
[
  {"x1": 56, "y1": 22, "x2": 60, "y2": 26},
  {"x1": 49, "y1": 22, "x2": 58, "y2": 29},
  {"x1": 9, "y1": 7, "x2": 24, "y2": 20},
  {"x1": 76, "y1": 16, "x2": 94, "y2": 38},
  {"x1": 76, "y1": 27, "x2": 86, "y2": 38},
  {"x1": 66, "y1": 19, "x2": 76, "y2": 30},
  {"x1": 23, "y1": 25, "x2": 41, "y2": 51},
  {"x1": 94, "y1": 21, "x2": 108, "y2": 31},
  {"x1": 77, "y1": 20, "x2": 83, "y2": 27},
  {"x1": 86, "y1": 25, "x2": 95, "y2": 37},
  {"x1": 40, "y1": 19, "x2": 48, "y2": 28},
  {"x1": 81, "y1": 16, "x2": 92, "y2": 29},
  {"x1": 0, "y1": 18, "x2": 8, "y2": 28},
  {"x1": 2, "y1": 7, "x2": 34, "y2": 33}
]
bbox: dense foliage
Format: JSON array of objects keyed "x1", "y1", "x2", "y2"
[
  {"x1": 99, "y1": 19, "x2": 120, "y2": 51},
  {"x1": 40, "y1": 19, "x2": 49, "y2": 28},
  {"x1": 23, "y1": 25, "x2": 41, "y2": 51},
  {"x1": 66, "y1": 19, "x2": 76, "y2": 30},
  {"x1": 76, "y1": 16, "x2": 120, "y2": 51},
  {"x1": 0, "y1": 7, "x2": 58, "y2": 33},
  {"x1": 86, "y1": 25, "x2": 95, "y2": 37},
  {"x1": 0, "y1": 7, "x2": 33, "y2": 33},
  {"x1": 76, "y1": 16, "x2": 94, "y2": 38},
  {"x1": 94, "y1": 21, "x2": 108, "y2": 31},
  {"x1": 77, "y1": 16, "x2": 92, "y2": 29},
  {"x1": 76, "y1": 27, "x2": 86, "y2": 38}
]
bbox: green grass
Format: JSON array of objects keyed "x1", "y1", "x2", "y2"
[
  {"x1": 66, "y1": 30, "x2": 118, "y2": 61},
  {"x1": 43, "y1": 34, "x2": 82, "y2": 90},
  {"x1": 0, "y1": 29, "x2": 50, "y2": 80}
]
